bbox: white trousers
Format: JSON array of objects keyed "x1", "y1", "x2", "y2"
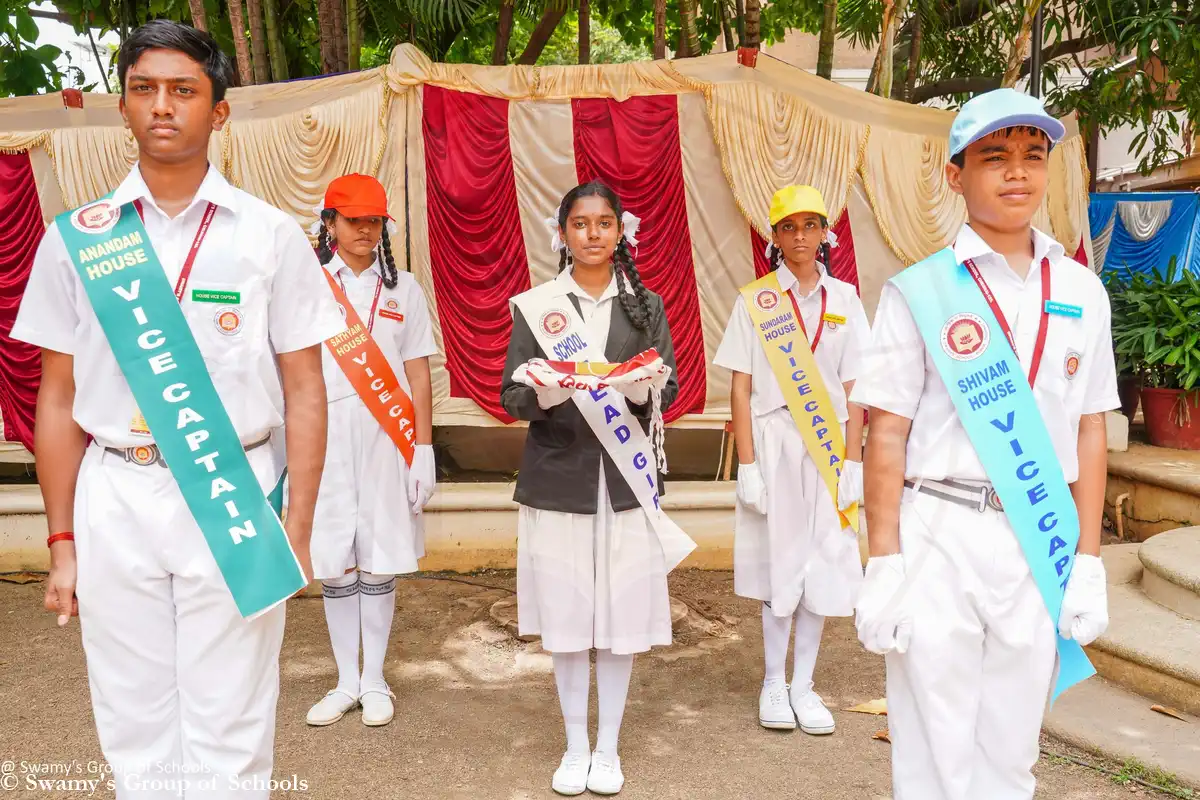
[
  {"x1": 74, "y1": 445, "x2": 286, "y2": 799},
  {"x1": 887, "y1": 489, "x2": 1056, "y2": 800}
]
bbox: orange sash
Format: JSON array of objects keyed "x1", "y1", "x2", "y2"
[{"x1": 322, "y1": 271, "x2": 416, "y2": 466}]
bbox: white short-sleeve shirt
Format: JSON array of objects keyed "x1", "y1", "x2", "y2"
[
  {"x1": 322, "y1": 252, "x2": 439, "y2": 402},
  {"x1": 11, "y1": 164, "x2": 346, "y2": 449},
  {"x1": 849, "y1": 223, "x2": 1120, "y2": 483},
  {"x1": 713, "y1": 265, "x2": 870, "y2": 423}
]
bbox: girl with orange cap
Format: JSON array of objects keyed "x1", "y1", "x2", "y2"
[
  {"x1": 305, "y1": 174, "x2": 438, "y2": 728},
  {"x1": 713, "y1": 185, "x2": 870, "y2": 736}
]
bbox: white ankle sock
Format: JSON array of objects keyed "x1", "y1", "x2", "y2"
[
  {"x1": 594, "y1": 649, "x2": 633, "y2": 758},
  {"x1": 791, "y1": 606, "x2": 825, "y2": 694},
  {"x1": 321, "y1": 571, "x2": 361, "y2": 697},
  {"x1": 358, "y1": 571, "x2": 397, "y2": 694},
  {"x1": 552, "y1": 651, "x2": 591, "y2": 755},
  {"x1": 761, "y1": 603, "x2": 792, "y2": 685}
]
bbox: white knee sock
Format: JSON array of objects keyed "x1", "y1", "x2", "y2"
[
  {"x1": 791, "y1": 606, "x2": 825, "y2": 694},
  {"x1": 761, "y1": 603, "x2": 793, "y2": 685},
  {"x1": 594, "y1": 650, "x2": 634, "y2": 759},
  {"x1": 321, "y1": 571, "x2": 361, "y2": 697},
  {"x1": 552, "y1": 651, "x2": 591, "y2": 755},
  {"x1": 358, "y1": 571, "x2": 397, "y2": 694}
]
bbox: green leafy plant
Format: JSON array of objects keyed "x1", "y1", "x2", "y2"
[{"x1": 1109, "y1": 257, "x2": 1200, "y2": 392}]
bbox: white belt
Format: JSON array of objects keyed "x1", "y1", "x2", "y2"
[{"x1": 103, "y1": 436, "x2": 271, "y2": 469}]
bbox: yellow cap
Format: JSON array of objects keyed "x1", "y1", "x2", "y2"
[{"x1": 768, "y1": 185, "x2": 828, "y2": 226}]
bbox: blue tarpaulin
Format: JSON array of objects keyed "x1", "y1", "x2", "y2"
[{"x1": 1089, "y1": 192, "x2": 1200, "y2": 278}]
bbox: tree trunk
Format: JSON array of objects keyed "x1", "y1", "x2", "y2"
[
  {"x1": 517, "y1": 8, "x2": 567, "y2": 65},
  {"x1": 246, "y1": 0, "x2": 269, "y2": 84},
  {"x1": 734, "y1": 0, "x2": 746, "y2": 46},
  {"x1": 677, "y1": 26, "x2": 690, "y2": 57},
  {"x1": 816, "y1": 0, "x2": 837, "y2": 79},
  {"x1": 744, "y1": 0, "x2": 760, "y2": 49},
  {"x1": 902, "y1": 6, "x2": 922, "y2": 100},
  {"x1": 865, "y1": 45, "x2": 880, "y2": 94},
  {"x1": 493, "y1": 0, "x2": 515, "y2": 65},
  {"x1": 318, "y1": 0, "x2": 337, "y2": 73},
  {"x1": 579, "y1": 0, "x2": 590, "y2": 64},
  {"x1": 1002, "y1": 0, "x2": 1042, "y2": 88},
  {"x1": 331, "y1": 0, "x2": 348, "y2": 72},
  {"x1": 263, "y1": 0, "x2": 288, "y2": 80},
  {"x1": 653, "y1": 0, "x2": 666, "y2": 59},
  {"x1": 875, "y1": 0, "x2": 909, "y2": 97},
  {"x1": 188, "y1": 0, "x2": 208, "y2": 31},
  {"x1": 347, "y1": 0, "x2": 361, "y2": 69},
  {"x1": 680, "y1": 0, "x2": 701, "y2": 57},
  {"x1": 227, "y1": 0, "x2": 254, "y2": 86},
  {"x1": 719, "y1": 0, "x2": 735, "y2": 52}
]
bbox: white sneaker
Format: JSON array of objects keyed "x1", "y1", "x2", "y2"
[
  {"x1": 360, "y1": 688, "x2": 396, "y2": 727},
  {"x1": 550, "y1": 752, "x2": 589, "y2": 796},
  {"x1": 306, "y1": 689, "x2": 358, "y2": 726},
  {"x1": 758, "y1": 681, "x2": 797, "y2": 730},
  {"x1": 791, "y1": 688, "x2": 835, "y2": 735},
  {"x1": 586, "y1": 752, "x2": 624, "y2": 795}
]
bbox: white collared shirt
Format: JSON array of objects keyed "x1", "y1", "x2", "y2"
[
  {"x1": 713, "y1": 264, "x2": 870, "y2": 422},
  {"x1": 557, "y1": 268, "x2": 624, "y2": 348},
  {"x1": 850, "y1": 223, "x2": 1120, "y2": 483},
  {"x1": 11, "y1": 163, "x2": 345, "y2": 448},
  {"x1": 321, "y1": 252, "x2": 438, "y2": 402}
]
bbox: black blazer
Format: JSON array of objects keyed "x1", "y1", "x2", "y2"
[{"x1": 500, "y1": 287, "x2": 679, "y2": 514}]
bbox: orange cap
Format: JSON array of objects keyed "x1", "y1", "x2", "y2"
[{"x1": 322, "y1": 174, "x2": 391, "y2": 219}]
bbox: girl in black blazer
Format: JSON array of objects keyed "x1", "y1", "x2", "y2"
[{"x1": 501, "y1": 181, "x2": 679, "y2": 797}]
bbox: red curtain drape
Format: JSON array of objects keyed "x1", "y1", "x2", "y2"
[
  {"x1": 423, "y1": 86, "x2": 530, "y2": 423},
  {"x1": 0, "y1": 152, "x2": 44, "y2": 451},
  {"x1": 1073, "y1": 239, "x2": 1088, "y2": 267},
  {"x1": 571, "y1": 96, "x2": 706, "y2": 422},
  {"x1": 751, "y1": 212, "x2": 859, "y2": 292}
]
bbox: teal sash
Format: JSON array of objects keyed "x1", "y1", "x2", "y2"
[
  {"x1": 892, "y1": 248, "x2": 1094, "y2": 702},
  {"x1": 58, "y1": 198, "x2": 305, "y2": 619}
]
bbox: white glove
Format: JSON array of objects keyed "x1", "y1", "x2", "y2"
[
  {"x1": 406, "y1": 444, "x2": 436, "y2": 515},
  {"x1": 837, "y1": 459, "x2": 863, "y2": 511},
  {"x1": 735, "y1": 462, "x2": 768, "y2": 515},
  {"x1": 1058, "y1": 553, "x2": 1108, "y2": 646},
  {"x1": 535, "y1": 384, "x2": 575, "y2": 410},
  {"x1": 855, "y1": 554, "x2": 913, "y2": 655}
]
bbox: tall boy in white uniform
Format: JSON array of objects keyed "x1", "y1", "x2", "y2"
[
  {"x1": 13, "y1": 20, "x2": 343, "y2": 798},
  {"x1": 851, "y1": 89, "x2": 1118, "y2": 799}
]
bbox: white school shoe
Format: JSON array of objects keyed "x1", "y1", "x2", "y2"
[
  {"x1": 758, "y1": 681, "x2": 797, "y2": 730},
  {"x1": 305, "y1": 689, "x2": 359, "y2": 727},
  {"x1": 550, "y1": 752, "x2": 590, "y2": 796},
  {"x1": 586, "y1": 752, "x2": 625, "y2": 795},
  {"x1": 791, "y1": 688, "x2": 835, "y2": 735},
  {"x1": 360, "y1": 688, "x2": 396, "y2": 727}
]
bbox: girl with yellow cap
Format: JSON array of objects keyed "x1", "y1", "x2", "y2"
[{"x1": 713, "y1": 184, "x2": 870, "y2": 734}]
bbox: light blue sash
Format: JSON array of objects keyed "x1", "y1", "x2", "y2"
[
  {"x1": 892, "y1": 248, "x2": 1094, "y2": 701},
  {"x1": 58, "y1": 198, "x2": 305, "y2": 619}
]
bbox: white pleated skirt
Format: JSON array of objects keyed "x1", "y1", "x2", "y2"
[
  {"x1": 310, "y1": 393, "x2": 424, "y2": 580},
  {"x1": 516, "y1": 470, "x2": 673, "y2": 655},
  {"x1": 734, "y1": 408, "x2": 863, "y2": 618}
]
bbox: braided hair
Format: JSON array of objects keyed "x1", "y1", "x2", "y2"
[
  {"x1": 768, "y1": 216, "x2": 832, "y2": 277},
  {"x1": 317, "y1": 210, "x2": 399, "y2": 289},
  {"x1": 554, "y1": 180, "x2": 653, "y2": 331}
]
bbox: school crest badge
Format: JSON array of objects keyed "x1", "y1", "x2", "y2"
[
  {"x1": 215, "y1": 307, "x2": 243, "y2": 335},
  {"x1": 940, "y1": 313, "x2": 989, "y2": 362},
  {"x1": 754, "y1": 288, "x2": 780, "y2": 312},
  {"x1": 1064, "y1": 351, "x2": 1081, "y2": 380},
  {"x1": 70, "y1": 201, "x2": 121, "y2": 235},
  {"x1": 540, "y1": 310, "x2": 570, "y2": 339}
]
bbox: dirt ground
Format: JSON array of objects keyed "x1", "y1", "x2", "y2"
[{"x1": 0, "y1": 570, "x2": 1161, "y2": 799}]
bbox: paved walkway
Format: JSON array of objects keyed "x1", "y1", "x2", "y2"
[{"x1": 0, "y1": 572, "x2": 1161, "y2": 799}]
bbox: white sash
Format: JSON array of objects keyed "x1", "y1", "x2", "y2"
[{"x1": 512, "y1": 282, "x2": 697, "y2": 571}]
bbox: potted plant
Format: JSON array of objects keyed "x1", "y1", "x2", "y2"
[
  {"x1": 1110, "y1": 258, "x2": 1200, "y2": 450},
  {"x1": 1104, "y1": 269, "x2": 1142, "y2": 419}
]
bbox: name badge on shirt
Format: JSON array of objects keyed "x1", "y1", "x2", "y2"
[
  {"x1": 378, "y1": 298, "x2": 405, "y2": 323},
  {"x1": 822, "y1": 312, "x2": 847, "y2": 330},
  {"x1": 1044, "y1": 301, "x2": 1083, "y2": 318},
  {"x1": 192, "y1": 289, "x2": 241, "y2": 304}
]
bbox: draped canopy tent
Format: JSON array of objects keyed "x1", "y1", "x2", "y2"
[
  {"x1": 0, "y1": 45, "x2": 1093, "y2": 452},
  {"x1": 1089, "y1": 191, "x2": 1200, "y2": 278}
]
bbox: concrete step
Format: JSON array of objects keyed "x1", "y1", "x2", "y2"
[
  {"x1": 1140, "y1": 526, "x2": 1200, "y2": 620},
  {"x1": 1086, "y1": 578, "x2": 1200, "y2": 716},
  {"x1": 1044, "y1": 676, "x2": 1200, "y2": 790},
  {"x1": 1105, "y1": 442, "x2": 1200, "y2": 540}
]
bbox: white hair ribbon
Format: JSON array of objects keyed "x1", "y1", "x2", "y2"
[
  {"x1": 621, "y1": 211, "x2": 642, "y2": 247},
  {"x1": 544, "y1": 210, "x2": 643, "y2": 253},
  {"x1": 544, "y1": 216, "x2": 565, "y2": 253}
]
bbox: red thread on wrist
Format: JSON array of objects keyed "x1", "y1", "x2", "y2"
[{"x1": 47, "y1": 532, "x2": 75, "y2": 547}]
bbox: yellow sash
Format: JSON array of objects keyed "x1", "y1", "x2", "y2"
[{"x1": 741, "y1": 272, "x2": 859, "y2": 531}]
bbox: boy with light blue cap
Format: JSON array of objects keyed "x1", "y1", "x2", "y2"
[{"x1": 849, "y1": 89, "x2": 1119, "y2": 799}]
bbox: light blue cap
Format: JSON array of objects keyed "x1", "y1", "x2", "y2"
[{"x1": 948, "y1": 88, "x2": 1066, "y2": 159}]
